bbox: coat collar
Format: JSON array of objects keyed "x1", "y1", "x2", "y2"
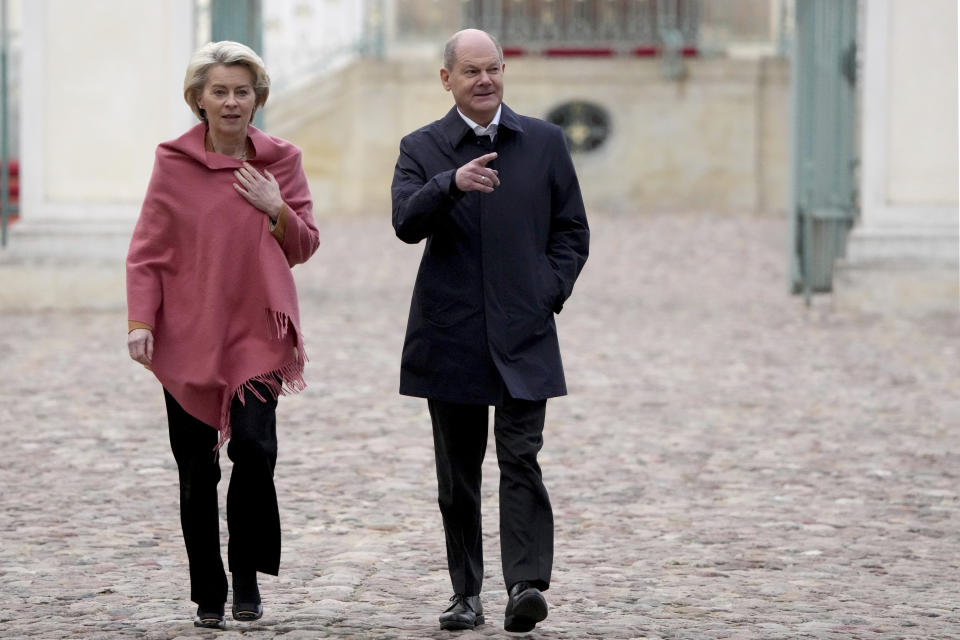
[
  {"x1": 168, "y1": 123, "x2": 280, "y2": 170},
  {"x1": 440, "y1": 103, "x2": 524, "y2": 149}
]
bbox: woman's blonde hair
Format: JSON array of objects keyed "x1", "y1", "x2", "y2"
[{"x1": 183, "y1": 41, "x2": 270, "y2": 123}]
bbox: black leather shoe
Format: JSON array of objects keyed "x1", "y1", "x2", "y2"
[
  {"x1": 439, "y1": 594, "x2": 484, "y2": 630},
  {"x1": 232, "y1": 572, "x2": 263, "y2": 621},
  {"x1": 504, "y1": 582, "x2": 547, "y2": 633},
  {"x1": 194, "y1": 605, "x2": 226, "y2": 629},
  {"x1": 232, "y1": 598, "x2": 263, "y2": 621}
]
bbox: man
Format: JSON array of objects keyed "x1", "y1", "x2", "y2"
[{"x1": 391, "y1": 29, "x2": 589, "y2": 633}]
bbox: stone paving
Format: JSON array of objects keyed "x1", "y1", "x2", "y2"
[{"x1": 1, "y1": 213, "x2": 958, "y2": 640}]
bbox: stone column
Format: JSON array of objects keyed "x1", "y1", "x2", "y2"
[
  {"x1": 835, "y1": 0, "x2": 959, "y2": 315},
  {"x1": 2, "y1": 0, "x2": 194, "y2": 309}
]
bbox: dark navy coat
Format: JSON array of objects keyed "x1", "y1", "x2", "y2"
[{"x1": 392, "y1": 104, "x2": 589, "y2": 404}]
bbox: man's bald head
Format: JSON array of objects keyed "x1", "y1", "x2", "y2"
[{"x1": 443, "y1": 29, "x2": 503, "y2": 71}]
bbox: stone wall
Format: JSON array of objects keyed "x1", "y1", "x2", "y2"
[{"x1": 268, "y1": 56, "x2": 791, "y2": 217}]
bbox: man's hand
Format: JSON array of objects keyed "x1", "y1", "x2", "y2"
[
  {"x1": 128, "y1": 328, "x2": 154, "y2": 367},
  {"x1": 455, "y1": 152, "x2": 500, "y2": 193}
]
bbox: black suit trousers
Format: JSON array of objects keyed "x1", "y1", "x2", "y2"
[
  {"x1": 164, "y1": 383, "x2": 280, "y2": 608},
  {"x1": 428, "y1": 394, "x2": 553, "y2": 596}
]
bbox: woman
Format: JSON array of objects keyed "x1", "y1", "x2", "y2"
[{"x1": 126, "y1": 41, "x2": 319, "y2": 629}]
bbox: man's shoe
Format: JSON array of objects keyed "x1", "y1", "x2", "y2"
[
  {"x1": 504, "y1": 582, "x2": 547, "y2": 633},
  {"x1": 439, "y1": 594, "x2": 484, "y2": 630},
  {"x1": 193, "y1": 605, "x2": 226, "y2": 629}
]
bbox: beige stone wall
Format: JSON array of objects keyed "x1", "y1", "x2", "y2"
[
  {"x1": 886, "y1": 0, "x2": 959, "y2": 206},
  {"x1": 21, "y1": 0, "x2": 194, "y2": 221},
  {"x1": 268, "y1": 56, "x2": 790, "y2": 217}
]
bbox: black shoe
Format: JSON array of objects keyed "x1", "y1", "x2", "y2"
[
  {"x1": 439, "y1": 594, "x2": 484, "y2": 631},
  {"x1": 232, "y1": 599, "x2": 263, "y2": 621},
  {"x1": 232, "y1": 572, "x2": 263, "y2": 621},
  {"x1": 194, "y1": 605, "x2": 226, "y2": 629},
  {"x1": 504, "y1": 582, "x2": 547, "y2": 633}
]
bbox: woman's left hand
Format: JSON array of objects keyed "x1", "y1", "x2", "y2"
[{"x1": 234, "y1": 162, "x2": 285, "y2": 222}]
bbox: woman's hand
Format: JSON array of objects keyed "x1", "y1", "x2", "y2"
[
  {"x1": 233, "y1": 162, "x2": 286, "y2": 222},
  {"x1": 128, "y1": 328, "x2": 154, "y2": 367}
]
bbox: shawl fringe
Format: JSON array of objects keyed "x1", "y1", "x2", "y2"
[{"x1": 214, "y1": 309, "x2": 308, "y2": 452}]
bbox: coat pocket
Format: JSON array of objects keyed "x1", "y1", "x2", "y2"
[
  {"x1": 418, "y1": 288, "x2": 478, "y2": 328},
  {"x1": 536, "y1": 256, "x2": 562, "y2": 314}
]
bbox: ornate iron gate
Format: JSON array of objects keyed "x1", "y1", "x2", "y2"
[
  {"x1": 789, "y1": 0, "x2": 859, "y2": 300},
  {"x1": 460, "y1": 0, "x2": 700, "y2": 53}
]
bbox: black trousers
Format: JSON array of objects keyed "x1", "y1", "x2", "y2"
[
  {"x1": 164, "y1": 384, "x2": 280, "y2": 608},
  {"x1": 428, "y1": 395, "x2": 553, "y2": 597}
]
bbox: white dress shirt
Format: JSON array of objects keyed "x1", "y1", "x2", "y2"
[{"x1": 457, "y1": 105, "x2": 502, "y2": 142}]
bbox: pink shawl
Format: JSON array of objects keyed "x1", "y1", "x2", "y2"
[{"x1": 126, "y1": 123, "x2": 319, "y2": 448}]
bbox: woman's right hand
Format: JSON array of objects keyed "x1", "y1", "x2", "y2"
[{"x1": 128, "y1": 328, "x2": 154, "y2": 367}]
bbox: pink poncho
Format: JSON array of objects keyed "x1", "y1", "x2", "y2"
[{"x1": 126, "y1": 123, "x2": 319, "y2": 448}]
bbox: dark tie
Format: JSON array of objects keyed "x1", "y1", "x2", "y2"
[
  {"x1": 475, "y1": 131, "x2": 493, "y2": 149},
  {"x1": 474, "y1": 131, "x2": 495, "y2": 172}
]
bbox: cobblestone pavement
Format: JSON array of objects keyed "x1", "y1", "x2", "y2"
[{"x1": 1, "y1": 213, "x2": 958, "y2": 640}]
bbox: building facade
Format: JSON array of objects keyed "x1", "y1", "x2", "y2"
[
  {"x1": 834, "y1": 0, "x2": 958, "y2": 314},
  {"x1": 1, "y1": 0, "x2": 955, "y2": 313}
]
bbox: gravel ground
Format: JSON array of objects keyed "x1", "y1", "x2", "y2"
[{"x1": 1, "y1": 212, "x2": 957, "y2": 639}]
